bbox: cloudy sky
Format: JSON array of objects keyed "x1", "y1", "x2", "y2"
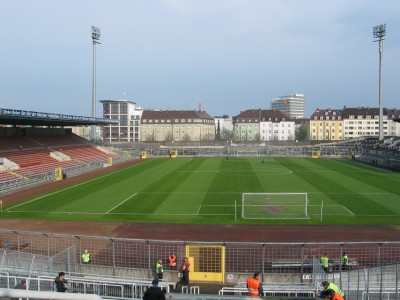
[{"x1": 0, "y1": 0, "x2": 399, "y2": 118}]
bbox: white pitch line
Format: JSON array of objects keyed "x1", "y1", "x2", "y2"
[
  {"x1": 196, "y1": 205, "x2": 201, "y2": 214},
  {"x1": 342, "y1": 205, "x2": 355, "y2": 216},
  {"x1": 106, "y1": 193, "x2": 137, "y2": 214},
  {"x1": 4, "y1": 210, "x2": 233, "y2": 216},
  {"x1": 6, "y1": 160, "x2": 151, "y2": 211}
]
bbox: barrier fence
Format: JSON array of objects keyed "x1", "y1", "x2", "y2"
[
  {"x1": 1, "y1": 230, "x2": 400, "y2": 277},
  {"x1": 1, "y1": 230, "x2": 400, "y2": 299}
]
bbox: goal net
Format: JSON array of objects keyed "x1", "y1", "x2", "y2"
[
  {"x1": 241, "y1": 192, "x2": 309, "y2": 219},
  {"x1": 234, "y1": 150, "x2": 260, "y2": 157}
]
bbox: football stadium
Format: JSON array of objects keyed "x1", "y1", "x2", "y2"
[{"x1": 0, "y1": 108, "x2": 400, "y2": 300}]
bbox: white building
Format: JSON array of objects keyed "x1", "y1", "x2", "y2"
[
  {"x1": 259, "y1": 110, "x2": 295, "y2": 141},
  {"x1": 234, "y1": 109, "x2": 294, "y2": 141},
  {"x1": 342, "y1": 107, "x2": 400, "y2": 139},
  {"x1": 271, "y1": 93, "x2": 305, "y2": 119},
  {"x1": 100, "y1": 99, "x2": 143, "y2": 143}
]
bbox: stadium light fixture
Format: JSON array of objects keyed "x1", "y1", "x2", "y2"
[
  {"x1": 372, "y1": 24, "x2": 386, "y2": 141},
  {"x1": 91, "y1": 26, "x2": 101, "y2": 142}
]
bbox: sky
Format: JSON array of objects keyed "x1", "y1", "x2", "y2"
[{"x1": 0, "y1": 0, "x2": 399, "y2": 118}]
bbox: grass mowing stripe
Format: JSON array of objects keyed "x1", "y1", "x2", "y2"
[
  {"x1": 5, "y1": 160, "x2": 153, "y2": 211},
  {"x1": 3, "y1": 157, "x2": 400, "y2": 225}
]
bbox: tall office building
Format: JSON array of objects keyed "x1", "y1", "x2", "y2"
[
  {"x1": 100, "y1": 99, "x2": 143, "y2": 143},
  {"x1": 271, "y1": 93, "x2": 305, "y2": 119}
]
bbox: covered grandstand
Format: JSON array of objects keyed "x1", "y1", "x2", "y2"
[{"x1": 0, "y1": 108, "x2": 135, "y2": 194}]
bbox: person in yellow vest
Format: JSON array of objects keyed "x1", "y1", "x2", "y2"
[
  {"x1": 247, "y1": 271, "x2": 263, "y2": 297},
  {"x1": 341, "y1": 252, "x2": 349, "y2": 270},
  {"x1": 320, "y1": 253, "x2": 330, "y2": 273},
  {"x1": 168, "y1": 253, "x2": 177, "y2": 269},
  {"x1": 319, "y1": 281, "x2": 345, "y2": 299},
  {"x1": 82, "y1": 250, "x2": 91, "y2": 264},
  {"x1": 153, "y1": 259, "x2": 164, "y2": 280}
]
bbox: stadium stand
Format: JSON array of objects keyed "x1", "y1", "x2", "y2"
[{"x1": 0, "y1": 131, "x2": 131, "y2": 194}]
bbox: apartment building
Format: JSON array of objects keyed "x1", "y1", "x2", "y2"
[
  {"x1": 234, "y1": 109, "x2": 294, "y2": 141},
  {"x1": 309, "y1": 107, "x2": 400, "y2": 140},
  {"x1": 140, "y1": 110, "x2": 215, "y2": 142},
  {"x1": 309, "y1": 108, "x2": 343, "y2": 141}
]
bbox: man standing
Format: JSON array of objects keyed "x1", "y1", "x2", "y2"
[
  {"x1": 320, "y1": 253, "x2": 330, "y2": 273},
  {"x1": 153, "y1": 259, "x2": 164, "y2": 280},
  {"x1": 341, "y1": 252, "x2": 349, "y2": 270},
  {"x1": 82, "y1": 249, "x2": 91, "y2": 264},
  {"x1": 143, "y1": 279, "x2": 165, "y2": 300},
  {"x1": 247, "y1": 271, "x2": 263, "y2": 297},
  {"x1": 180, "y1": 257, "x2": 190, "y2": 286},
  {"x1": 54, "y1": 272, "x2": 68, "y2": 292}
]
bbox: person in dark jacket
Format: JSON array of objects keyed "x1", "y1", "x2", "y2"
[
  {"x1": 143, "y1": 279, "x2": 165, "y2": 300},
  {"x1": 11, "y1": 279, "x2": 27, "y2": 300},
  {"x1": 54, "y1": 272, "x2": 68, "y2": 292}
]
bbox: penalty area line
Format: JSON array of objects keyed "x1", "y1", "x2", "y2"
[
  {"x1": 342, "y1": 205, "x2": 355, "y2": 216},
  {"x1": 106, "y1": 193, "x2": 137, "y2": 214}
]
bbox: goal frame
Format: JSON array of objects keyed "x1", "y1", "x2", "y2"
[{"x1": 241, "y1": 192, "x2": 309, "y2": 220}]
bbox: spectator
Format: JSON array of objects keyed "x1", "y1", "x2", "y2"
[
  {"x1": 54, "y1": 272, "x2": 68, "y2": 292},
  {"x1": 143, "y1": 279, "x2": 165, "y2": 300},
  {"x1": 82, "y1": 249, "x2": 91, "y2": 264},
  {"x1": 320, "y1": 253, "x2": 329, "y2": 273},
  {"x1": 153, "y1": 259, "x2": 164, "y2": 280},
  {"x1": 12, "y1": 278, "x2": 27, "y2": 300},
  {"x1": 247, "y1": 271, "x2": 263, "y2": 296}
]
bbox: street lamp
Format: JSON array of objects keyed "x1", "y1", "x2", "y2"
[
  {"x1": 373, "y1": 24, "x2": 386, "y2": 141},
  {"x1": 91, "y1": 26, "x2": 101, "y2": 142}
]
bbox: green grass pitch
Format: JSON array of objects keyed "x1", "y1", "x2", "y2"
[{"x1": 3, "y1": 157, "x2": 400, "y2": 225}]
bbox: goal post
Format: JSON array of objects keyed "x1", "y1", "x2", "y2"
[{"x1": 241, "y1": 192, "x2": 309, "y2": 219}]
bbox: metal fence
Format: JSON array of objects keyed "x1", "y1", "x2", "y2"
[
  {"x1": 1, "y1": 229, "x2": 400, "y2": 277},
  {"x1": 1, "y1": 230, "x2": 400, "y2": 299}
]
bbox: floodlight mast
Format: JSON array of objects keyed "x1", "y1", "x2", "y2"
[
  {"x1": 91, "y1": 26, "x2": 101, "y2": 142},
  {"x1": 373, "y1": 24, "x2": 386, "y2": 141}
]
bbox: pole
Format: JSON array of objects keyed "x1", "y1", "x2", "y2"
[
  {"x1": 378, "y1": 37, "x2": 384, "y2": 140},
  {"x1": 373, "y1": 24, "x2": 386, "y2": 141},
  {"x1": 91, "y1": 26, "x2": 101, "y2": 142},
  {"x1": 91, "y1": 40, "x2": 96, "y2": 141}
]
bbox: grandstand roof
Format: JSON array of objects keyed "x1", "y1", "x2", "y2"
[{"x1": 0, "y1": 108, "x2": 119, "y2": 126}]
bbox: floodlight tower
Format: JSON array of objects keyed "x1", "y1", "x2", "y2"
[
  {"x1": 91, "y1": 26, "x2": 101, "y2": 142},
  {"x1": 373, "y1": 24, "x2": 386, "y2": 141}
]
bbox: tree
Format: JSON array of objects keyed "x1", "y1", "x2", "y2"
[
  {"x1": 216, "y1": 120, "x2": 221, "y2": 140},
  {"x1": 296, "y1": 124, "x2": 308, "y2": 141}
]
